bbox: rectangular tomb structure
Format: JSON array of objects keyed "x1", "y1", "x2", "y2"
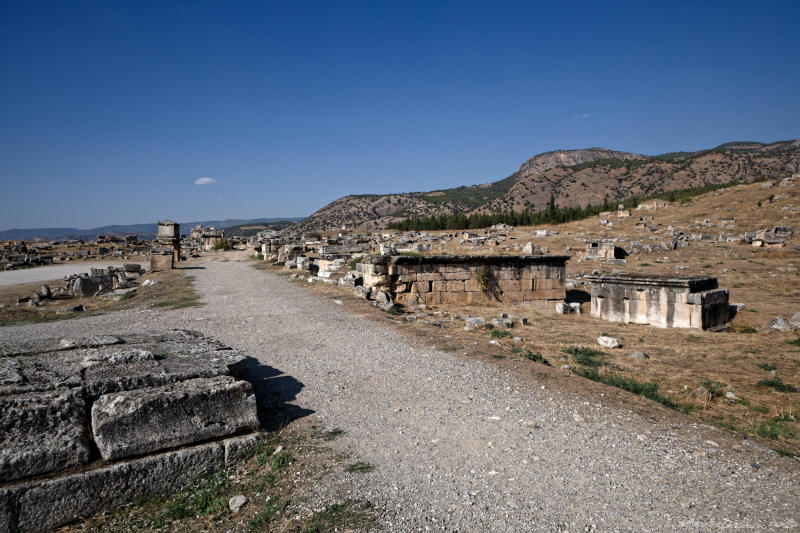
[
  {"x1": 585, "y1": 274, "x2": 729, "y2": 329},
  {"x1": 357, "y1": 254, "x2": 569, "y2": 306}
]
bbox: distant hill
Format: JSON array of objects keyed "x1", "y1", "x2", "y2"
[
  {"x1": 288, "y1": 140, "x2": 800, "y2": 232},
  {"x1": 0, "y1": 217, "x2": 305, "y2": 242}
]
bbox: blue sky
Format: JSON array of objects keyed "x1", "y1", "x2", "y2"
[{"x1": 1, "y1": 1, "x2": 798, "y2": 229}]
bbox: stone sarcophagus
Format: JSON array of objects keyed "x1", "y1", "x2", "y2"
[
  {"x1": 357, "y1": 254, "x2": 569, "y2": 306},
  {"x1": 585, "y1": 274, "x2": 729, "y2": 330}
]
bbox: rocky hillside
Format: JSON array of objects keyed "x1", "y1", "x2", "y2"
[{"x1": 290, "y1": 141, "x2": 800, "y2": 233}]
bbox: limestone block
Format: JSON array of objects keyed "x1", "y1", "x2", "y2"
[
  {"x1": 412, "y1": 281, "x2": 430, "y2": 294},
  {"x1": 91, "y1": 376, "x2": 259, "y2": 461},
  {"x1": 17, "y1": 443, "x2": 225, "y2": 533},
  {"x1": 446, "y1": 280, "x2": 465, "y2": 292},
  {"x1": 432, "y1": 280, "x2": 447, "y2": 292},
  {"x1": 397, "y1": 274, "x2": 417, "y2": 283},
  {"x1": 441, "y1": 292, "x2": 468, "y2": 304},
  {"x1": 418, "y1": 272, "x2": 442, "y2": 282},
  {"x1": 499, "y1": 280, "x2": 521, "y2": 293},
  {"x1": 441, "y1": 271, "x2": 471, "y2": 280},
  {"x1": 464, "y1": 279, "x2": 480, "y2": 292},
  {"x1": 0, "y1": 388, "x2": 90, "y2": 482},
  {"x1": 353, "y1": 286, "x2": 370, "y2": 299},
  {"x1": 223, "y1": 432, "x2": 265, "y2": 466},
  {"x1": 503, "y1": 290, "x2": 524, "y2": 303},
  {"x1": 362, "y1": 273, "x2": 390, "y2": 287}
]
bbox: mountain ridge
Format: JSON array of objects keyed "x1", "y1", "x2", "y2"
[
  {"x1": 0, "y1": 217, "x2": 305, "y2": 241},
  {"x1": 289, "y1": 140, "x2": 800, "y2": 233}
]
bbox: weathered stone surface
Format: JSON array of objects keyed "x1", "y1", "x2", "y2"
[
  {"x1": 92, "y1": 376, "x2": 259, "y2": 461},
  {"x1": 586, "y1": 274, "x2": 729, "y2": 329},
  {"x1": 17, "y1": 443, "x2": 224, "y2": 533},
  {"x1": 597, "y1": 336, "x2": 620, "y2": 348},
  {"x1": 0, "y1": 388, "x2": 90, "y2": 482},
  {"x1": 223, "y1": 432, "x2": 265, "y2": 466},
  {"x1": 464, "y1": 316, "x2": 486, "y2": 330},
  {"x1": 0, "y1": 332, "x2": 246, "y2": 398}
]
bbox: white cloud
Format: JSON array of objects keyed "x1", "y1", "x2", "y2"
[
  {"x1": 568, "y1": 113, "x2": 591, "y2": 121},
  {"x1": 194, "y1": 177, "x2": 218, "y2": 185}
]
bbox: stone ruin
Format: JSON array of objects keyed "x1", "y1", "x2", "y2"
[
  {"x1": 0, "y1": 330, "x2": 261, "y2": 532},
  {"x1": 151, "y1": 220, "x2": 181, "y2": 270},
  {"x1": 585, "y1": 274, "x2": 730, "y2": 330},
  {"x1": 356, "y1": 254, "x2": 569, "y2": 306},
  {"x1": 583, "y1": 238, "x2": 627, "y2": 264}
]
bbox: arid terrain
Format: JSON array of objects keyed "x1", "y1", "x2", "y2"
[
  {"x1": 2, "y1": 177, "x2": 800, "y2": 531},
  {"x1": 292, "y1": 140, "x2": 800, "y2": 232}
]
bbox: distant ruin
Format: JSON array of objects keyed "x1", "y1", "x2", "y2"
[
  {"x1": 151, "y1": 220, "x2": 181, "y2": 270},
  {"x1": 357, "y1": 254, "x2": 569, "y2": 306},
  {"x1": 585, "y1": 274, "x2": 730, "y2": 329}
]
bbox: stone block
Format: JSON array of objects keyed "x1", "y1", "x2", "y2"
[
  {"x1": 464, "y1": 279, "x2": 480, "y2": 292},
  {"x1": 503, "y1": 290, "x2": 524, "y2": 303},
  {"x1": 17, "y1": 443, "x2": 224, "y2": 533},
  {"x1": 92, "y1": 376, "x2": 259, "y2": 461},
  {"x1": 432, "y1": 280, "x2": 447, "y2": 292},
  {"x1": 0, "y1": 388, "x2": 90, "y2": 482},
  {"x1": 411, "y1": 281, "x2": 430, "y2": 294},
  {"x1": 223, "y1": 432, "x2": 265, "y2": 466},
  {"x1": 446, "y1": 280, "x2": 465, "y2": 292},
  {"x1": 149, "y1": 254, "x2": 173, "y2": 271},
  {"x1": 499, "y1": 280, "x2": 521, "y2": 292},
  {"x1": 441, "y1": 271, "x2": 471, "y2": 280},
  {"x1": 418, "y1": 272, "x2": 443, "y2": 282}
]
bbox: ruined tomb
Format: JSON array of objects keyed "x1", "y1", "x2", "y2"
[
  {"x1": 585, "y1": 274, "x2": 729, "y2": 329},
  {"x1": 0, "y1": 330, "x2": 261, "y2": 532},
  {"x1": 156, "y1": 219, "x2": 182, "y2": 263},
  {"x1": 356, "y1": 254, "x2": 569, "y2": 306},
  {"x1": 584, "y1": 238, "x2": 627, "y2": 263}
]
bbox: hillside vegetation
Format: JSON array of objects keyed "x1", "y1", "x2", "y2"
[{"x1": 289, "y1": 140, "x2": 800, "y2": 233}]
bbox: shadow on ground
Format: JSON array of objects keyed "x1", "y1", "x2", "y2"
[{"x1": 244, "y1": 356, "x2": 313, "y2": 431}]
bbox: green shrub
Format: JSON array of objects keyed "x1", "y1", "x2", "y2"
[
  {"x1": 757, "y1": 378, "x2": 799, "y2": 393},
  {"x1": 212, "y1": 238, "x2": 231, "y2": 251},
  {"x1": 348, "y1": 256, "x2": 364, "y2": 269},
  {"x1": 756, "y1": 362, "x2": 777, "y2": 371},
  {"x1": 562, "y1": 346, "x2": 606, "y2": 367},
  {"x1": 573, "y1": 366, "x2": 688, "y2": 412},
  {"x1": 699, "y1": 379, "x2": 727, "y2": 400},
  {"x1": 476, "y1": 266, "x2": 490, "y2": 292},
  {"x1": 491, "y1": 329, "x2": 510, "y2": 338},
  {"x1": 522, "y1": 350, "x2": 551, "y2": 366}
]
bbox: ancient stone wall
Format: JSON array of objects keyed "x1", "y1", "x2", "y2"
[
  {"x1": 357, "y1": 254, "x2": 568, "y2": 305},
  {"x1": 0, "y1": 330, "x2": 262, "y2": 532},
  {"x1": 585, "y1": 274, "x2": 729, "y2": 329}
]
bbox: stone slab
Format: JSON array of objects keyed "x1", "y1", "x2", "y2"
[
  {"x1": 92, "y1": 376, "x2": 259, "y2": 461},
  {"x1": 0, "y1": 388, "x2": 90, "y2": 482},
  {"x1": 17, "y1": 442, "x2": 224, "y2": 533}
]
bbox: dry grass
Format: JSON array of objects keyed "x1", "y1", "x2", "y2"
[
  {"x1": 259, "y1": 181, "x2": 800, "y2": 454},
  {"x1": 60, "y1": 420, "x2": 376, "y2": 533},
  {"x1": 0, "y1": 267, "x2": 202, "y2": 326}
]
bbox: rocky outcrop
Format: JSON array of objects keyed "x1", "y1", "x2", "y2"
[{"x1": 289, "y1": 140, "x2": 800, "y2": 232}]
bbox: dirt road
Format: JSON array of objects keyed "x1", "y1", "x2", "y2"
[{"x1": 2, "y1": 259, "x2": 798, "y2": 531}]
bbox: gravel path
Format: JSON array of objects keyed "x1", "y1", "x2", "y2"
[
  {"x1": 0, "y1": 261, "x2": 144, "y2": 286},
  {"x1": 2, "y1": 260, "x2": 799, "y2": 531}
]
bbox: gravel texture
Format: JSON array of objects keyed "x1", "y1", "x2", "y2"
[{"x1": 2, "y1": 259, "x2": 799, "y2": 531}]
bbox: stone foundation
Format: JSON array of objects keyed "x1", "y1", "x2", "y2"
[
  {"x1": 585, "y1": 274, "x2": 729, "y2": 329},
  {"x1": 0, "y1": 330, "x2": 262, "y2": 532},
  {"x1": 357, "y1": 254, "x2": 568, "y2": 305}
]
